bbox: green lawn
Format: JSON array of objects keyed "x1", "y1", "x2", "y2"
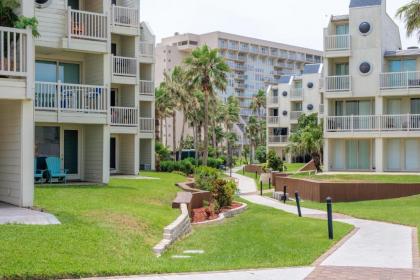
[
  {"x1": 0, "y1": 172, "x2": 352, "y2": 279},
  {"x1": 291, "y1": 173, "x2": 420, "y2": 184},
  {"x1": 284, "y1": 163, "x2": 305, "y2": 173}
]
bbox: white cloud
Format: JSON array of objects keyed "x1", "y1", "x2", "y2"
[{"x1": 140, "y1": 0, "x2": 418, "y2": 50}]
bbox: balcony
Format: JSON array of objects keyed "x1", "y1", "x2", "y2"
[
  {"x1": 35, "y1": 81, "x2": 107, "y2": 123},
  {"x1": 0, "y1": 27, "x2": 29, "y2": 78},
  {"x1": 268, "y1": 135, "x2": 289, "y2": 144},
  {"x1": 324, "y1": 34, "x2": 351, "y2": 52},
  {"x1": 68, "y1": 8, "x2": 108, "y2": 42},
  {"x1": 325, "y1": 76, "x2": 351, "y2": 92},
  {"x1": 139, "y1": 80, "x2": 154, "y2": 96},
  {"x1": 380, "y1": 71, "x2": 420, "y2": 91},
  {"x1": 111, "y1": 5, "x2": 139, "y2": 28},
  {"x1": 290, "y1": 111, "x2": 303, "y2": 121},
  {"x1": 139, "y1": 117, "x2": 155, "y2": 133},
  {"x1": 111, "y1": 106, "x2": 138, "y2": 127},
  {"x1": 290, "y1": 88, "x2": 303, "y2": 100},
  {"x1": 267, "y1": 116, "x2": 280, "y2": 125},
  {"x1": 234, "y1": 83, "x2": 245, "y2": 90},
  {"x1": 112, "y1": 56, "x2": 137, "y2": 84},
  {"x1": 268, "y1": 96, "x2": 279, "y2": 105},
  {"x1": 325, "y1": 114, "x2": 420, "y2": 133},
  {"x1": 139, "y1": 42, "x2": 155, "y2": 58}
]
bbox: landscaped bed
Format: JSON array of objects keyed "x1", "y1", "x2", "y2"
[
  {"x1": 0, "y1": 172, "x2": 352, "y2": 279},
  {"x1": 291, "y1": 173, "x2": 420, "y2": 183}
]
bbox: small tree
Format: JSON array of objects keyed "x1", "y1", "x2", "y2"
[
  {"x1": 267, "y1": 150, "x2": 283, "y2": 171},
  {"x1": 255, "y1": 146, "x2": 267, "y2": 163}
]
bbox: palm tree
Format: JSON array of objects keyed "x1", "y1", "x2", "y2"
[
  {"x1": 155, "y1": 85, "x2": 173, "y2": 142},
  {"x1": 163, "y1": 66, "x2": 186, "y2": 158},
  {"x1": 184, "y1": 45, "x2": 230, "y2": 165},
  {"x1": 246, "y1": 116, "x2": 260, "y2": 163},
  {"x1": 396, "y1": 0, "x2": 420, "y2": 42},
  {"x1": 250, "y1": 89, "x2": 266, "y2": 119}
]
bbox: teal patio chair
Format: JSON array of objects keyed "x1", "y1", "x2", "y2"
[
  {"x1": 34, "y1": 158, "x2": 44, "y2": 183},
  {"x1": 45, "y1": 157, "x2": 68, "y2": 183}
]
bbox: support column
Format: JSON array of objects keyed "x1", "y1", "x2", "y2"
[
  {"x1": 21, "y1": 100, "x2": 34, "y2": 207},
  {"x1": 375, "y1": 138, "x2": 384, "y2": 172},
  {"x1": 323, "y1": 138, "x2": 330, "y2": 172}
]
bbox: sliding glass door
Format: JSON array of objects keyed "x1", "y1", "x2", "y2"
[{"x1": 346, "y1": 140, "x2": 370, "y2": 170}]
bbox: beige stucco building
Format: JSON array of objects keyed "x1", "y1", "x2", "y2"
[
  {"x1": 323, "y1": 0, "x2": 420, "y2": 172},
  {"x1": 266, "y1": 64, "x2": 324, "y2": 162},
  {"x1": 0, "y1": 0, "x2": 155, "y2": 207},
  {"x1": 155, "y1": 32, "x2": 323, "y2": 150}
]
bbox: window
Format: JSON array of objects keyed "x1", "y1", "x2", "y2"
[
  {"x1": 35, "y1": 61, "x2": 57, "y2": 82},
  {"x1": 335, "y1": 63, "x2": 349, "y2": 76},
  {"x1": 35, "y1": 0, "x2": 52, "y2": 8},
  {"x1": 67, "y1": 0, "x2": 79, "y2": 10},
  {"x1": 35, "y1": 126, "x2": 60, "y2": 158},
  {"x1": 388, "y1": 59, "x2": 417, "y2": 72},
  {"x1": 336, "y1": 24, "x2": 349, "y2": 35},
  {"x1": 35, "y1": 60, "x2": 80, "y2": 84},
  {"x1": 111, "y1": 43, "x2": 117, "y2": 56}
]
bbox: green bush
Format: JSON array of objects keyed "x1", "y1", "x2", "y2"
[
  {"x1": 207, "y1": 157, "x2": 224, "y2": 169},
  {"x1": 255, "y1": 146, "x2": 267, "y2": 163},
  {"x1": 267, "y1": 150, "x2": 284, "y2": 171},
  {"x1": 195, "y1": 166, "x2": 220, "y2": 191},
  {"x1": 211, "y1": 179, "x2": 237, "y2": 209},
  {"x1": 160, "y1": 159, "x2": 194, "y2": 175},
  {"x1": 155, "y1": 142, "x2": 172, "y2": 161},
  {"x1": 171, "y1": 171, "x2": 187, "y2": 177}
]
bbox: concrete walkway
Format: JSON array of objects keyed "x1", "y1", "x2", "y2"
[{"x1": 0, "y1": 203, "x2": 60, "y2": 225}]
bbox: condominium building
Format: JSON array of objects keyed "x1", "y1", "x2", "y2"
[
  {"x1": 155, "y1": 32, "x2": 323, "y2": 150},
  {"x1": 266, "y1": 64, "x2": 324, "y2": 161},
  {"x1": 0, "y1": 0, "x2": 155, "y2": 207},
  {"x1": 323, "y1": 0, "x2": 420, "y2": 172}
]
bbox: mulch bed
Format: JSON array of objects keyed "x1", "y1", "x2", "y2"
[{"x1": 191, "y1": 202, "x2": 242, "y2": 223}]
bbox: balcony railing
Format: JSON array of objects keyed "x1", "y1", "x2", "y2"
[
  {"x1": 139, "y1": 42, "x2": 154, "y2": 57},
  {"x1": 290, "y1": 88, "x2": 303, "y2": 99},
  {"x1": 268, "y1": 96, "x2": 279, "y2": 104},
  {"x1": 267, "y1": 116, "x2": 280, "y2": 125},
  {"x1": 325, "y1": 75, "x2": 351, "y2": 92},
  {"x1": 111, "y1": 5, "x2": 139, "y2": 28},
  {"x1": 326, "y1": 114, "x2": 420, "y2": 132},
  {"x1": 139, "y1": 117, "x2": 155, "y2": 132},
  {"x1": 268, "y1": 135, "x2": 289, "y2": 144},
  {"x1": 380, "y1": 71, "x2": 420, "y2": 90},
  {"x1": 111, "y1": 106, "x2": 138, "y2": 126},
  {"x1": 139, "y1": 80, "x2": 154, "y2": 95},
  {"x1": 325, "y1": 34, "x2": 351, "y2": 51},
  {"x1": 290, "y1": 111, "x2": 303, "y2": 121},
  {"x1": 35, "y1": 81, "x2": 107, "y2": 113},
  {"x1": 68, "y1": 8, "x2": 108, "y2": 41},
  {"x1": 113, "y1": 56, "x2": 137, "y2": 77},
  {"x1": 319, "y1": 104, "x2": 325, "y2": 115},
  {"x1": 0, "y1": 27, "x2": 29, "y2": 77}
]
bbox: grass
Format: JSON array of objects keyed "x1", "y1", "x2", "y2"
[
  {"x1": 291, "y1": 173, "x2": 420, "y2": 184},
  {"x1": 284, "y1": 163, "x2": 306, "y2": 173},
  {"x1": 0, "y1": 172, "x2": 352, "y2": 279}
]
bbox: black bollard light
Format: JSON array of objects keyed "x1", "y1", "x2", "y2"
[
  {"x1": 283, "y1": 185, "x2": 287, "y2": 204},
  {"x1": 260, "y1": 181, "x2": 263, "y2": 196},
  {"x1": 326, "y1": 197, "x2": 334, "y2": 240},
  {"x1": 269, "y1": 177, "x2": 271, "y2": 189},
  {"x1": 295, "y1": 192, "x2": 302, "y2": 217},
  {"x1": 243, "y1": 166, "x2": 245, "y2": 175},
  {"x1": 255, "y1": 171, "x2": 258, "y2": 179}
]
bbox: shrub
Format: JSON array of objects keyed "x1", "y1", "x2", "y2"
[
  {"x1": 195, "y1": 166, "x2": 220, "y2": 191},
  {"x1": 255, "y1": 146, "x2": 267, "y2": 163},
  {"x1": 155, "y1": 142, "x2": 172, "y2": 161},
  {"x1": 207, "y1": 157, "x2": 224, "y2": 169},
  {"x1": 172, "y1": 171, "x2": 187, "y2": 177},
  {"x1": 267, "y1": 150, "x2": 284, "y2": 171},
  {"x1": 160, "y1": 159, "x2": 195, "y2": 175},
  {"x1": 211, "y1": 179, "x2": 237, "y2": 209}
]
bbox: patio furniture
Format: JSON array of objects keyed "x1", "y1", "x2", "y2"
[
  {"x1": 34, "y1": 158, "x2": 44, "y2": 183},
  {"x1": 45, "y1": 157, "x2": 68, "y2": 183}
]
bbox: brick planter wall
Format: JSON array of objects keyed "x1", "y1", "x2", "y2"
[
  {"x1": 244, "y1": 164, "x2": 264, "y2": 174},
  {"x1": 274, "y1": 176, "x2": 420, "y2": 202}
]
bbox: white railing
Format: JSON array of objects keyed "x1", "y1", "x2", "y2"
[
  {"x1": 268, "y1": 135, "x2": 289, "y2": 144},
  {"x1": 267, "y1": 116, "x2": 280, "y2": 125},
  {"x1": 35, "y1": 81, "x2": 107, "y2": 113},
  {"x1": 68, "y1": 8, "x2": 108, "y2": 41},
  {"x1": 268, "y1": 96, "x2": 279, "y2": 104},
  {"x1": 139, "y1": 80, "x2": 154, "y2": 95},
  {"x1": 380, "y1": 71, "x2": 420, "y2": 90},
  {"x1": 139, "y1": 42, "x2": 154, "y2": 57},
  {"x1": 113, "y1": 56, "x2": 137, "y2": 77},
  {"x1": 290, "y1": 88, "x2": 303, "y2": 99},
  {"x1": 111, "y1": 5, "x2": 139, "y2": 27},
  {"x1": 290, "y1": 111, "x2": 303, "y2": 121},
  {"x1": 111, "y1": 106, "x2": 138, "y2": 126},
  {"x1": 326, "y1": 114, "x2": 420, "y2": 132},
  {"x1": 325, "y1": 34, "x2": 350, "y2": 51},
  {"x1": 325, "y1": 75, "x2": 351, "y2": 92},
  {"x1": 0, "y1": 27, "x2": 29, "y2": 77},
  {"x1": 139, "y1": 117, "x2": 155, "y2": 132},
  {"x1": 319, "y1": 104, "x2": 325, "y2": 115}
]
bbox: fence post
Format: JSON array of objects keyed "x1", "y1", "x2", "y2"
[
  {"x1": 283, "y1": 185, "x2": 287, "y2": 204},
  {"x1": 260, "y1": 181, "x2": 263, "y2": 196},
  {"x1": 268, "y1": 177, "x2": 271, "y2": 189},
  {"x1": 295, "y1": 192, "x2": 302, "y2": 217},
  {"x1": 326, "y1": 197, "x2": 333, "y2": 240}
]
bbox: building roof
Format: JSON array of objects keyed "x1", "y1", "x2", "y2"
[
  {"x1": 350, "y1": 0, "x2": 382, "y2": 8},
  {"x1": 279, "y1": 76, "x2": 293, "y2": 84},
  {"x1": 384, "y1": 48, "x2": 420, "y2": 57},
  {"x1": 303, "y1": 64, "x2": 323, "y2": 74}
]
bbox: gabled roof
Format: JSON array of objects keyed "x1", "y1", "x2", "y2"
[
  {"x1": 303, "y1": 64, "x2": 323, "y2": 75},
  {"x1": 279, "y1": 76, "x2": 293, "y2": 84},
  {"x1": 350, "y1": 0, "x2": 382, "y2": 8}
]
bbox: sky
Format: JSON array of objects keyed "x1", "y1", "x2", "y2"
[{"x1": 140, "y1": 0, "x2": 419, "y2": 51}]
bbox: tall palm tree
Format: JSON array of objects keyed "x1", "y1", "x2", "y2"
[
  {"x1": 246, "y1": 116, "x2": 260, "y2": 162},
  {"x1": 163, "y1": 66, "x2": 186, "y2": 158},
  {"x1": 250, "y1": 89, "x2": 267, "y2": 119},
  {"x1": 396, "y1": 0, "x2": 420, "y2": 42},
  {"x1": 155, "y1": 85, "x2": 172, "y2": 142},
  {"x1": 184, "y1": 45, "x2": 230, "y2": 165}
]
